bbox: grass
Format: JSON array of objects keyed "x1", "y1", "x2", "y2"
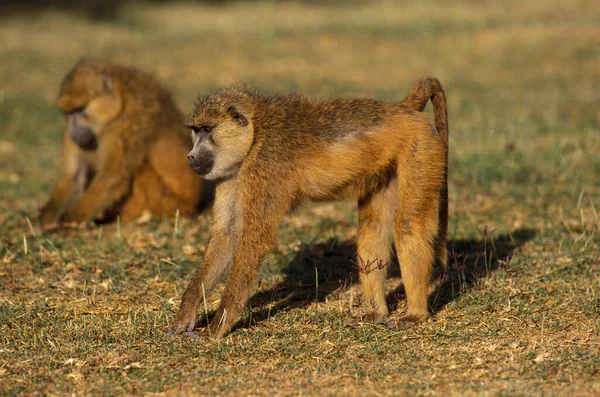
[{"x1": 1, "y1": 0, "x2": 599, "y2": 395}]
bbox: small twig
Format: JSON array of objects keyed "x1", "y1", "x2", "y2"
[
  {"x1": 25, "y1": 216, "x2": 37, "y2": 237},
  {"x1": 74, "y1": 246, "x2": 86, "y2": 265},
  {"x1": 315, "y1": 267, "x2": 319, "y2": 303},
  {"x1": 202, "y1": 283, "x2": 211, "y2": 338},
  {"x1": 589, "y1": 196, "x2": 598, "y2": 222},
  {"x1": 216, "y1": 309, "x2": 227, "y2": 336},
  {"x1": 173, "y1": 209, "x2": 180, "y2": 239},
  {"x1": 160, "y1": 258, "x2": 180, "y2": 267},
  {"x1": 348, "y1": 289, "x2": 354, "y2": 315},
  {"x1": 577, "y1": 188, "x2": 585, "y2": 209}
]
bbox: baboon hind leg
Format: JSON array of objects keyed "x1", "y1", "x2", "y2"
[
  {"x1": 356, "y1": 182, "x2": 397, "y2": 321},
  {"x1": 393, "y1": 151, "x2": 443, "y2": 326},
  {"x1": 436, "y1": 180, "x2": 448, "y2": 269}
]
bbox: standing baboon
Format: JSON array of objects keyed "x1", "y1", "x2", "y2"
[
  {"x1": 169, "y1": 78, "x2": 449, "y2": 339},
  {"x1": 39, "y1": 60, "x2": 207, "y2": 228}
]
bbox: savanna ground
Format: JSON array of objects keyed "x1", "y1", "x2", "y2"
[{"x1": 1, "y1": 0, "x2": 599, "y2": 395}]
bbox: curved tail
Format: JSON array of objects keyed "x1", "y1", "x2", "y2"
[
  {"x1": 400, "y1": 77, "x2": 449, "y2": 268},
  {"x1": 399, "y1": 76, "x2": 449, "y2": 145}
]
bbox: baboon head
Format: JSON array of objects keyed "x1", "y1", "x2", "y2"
[
  {"x1": 186, "y1": 89, "x2": 255, "y2": 180},
  {"x1": 57, "y1": 61, "x2": 123, "y2": 150}
]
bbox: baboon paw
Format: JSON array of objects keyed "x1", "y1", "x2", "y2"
[
  {"x1": 166, "y1": 317, "x2": 197, "y2": 336},
  {"x1": 373, "y1": 316, "x2": 395, "y2": 328},
  {"x1": 173, "y1": 326, "x2": 219, "y2": 340},
  {"x1": 364, "y1": 312, "x2": 391, "y2": 324},
  {"x1": 166, "y1": 324, "x2": 188, "y2": 336},
  {"x1": 38, "y1": 212, "x2": 58, "y2": 230},
  {"x1": 183, "y1": 331, "x2": 202, "y2": 339},
  {"x1": 394, "y1": 314, "x2": 426, "y2": 330},
  {"x1": 186, "y1": 327, "x2": 216, "y2": 340}
]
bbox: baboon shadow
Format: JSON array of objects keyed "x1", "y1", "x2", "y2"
[{"x1": 231, "y1": 227, "x2": 536, "y2": 330}]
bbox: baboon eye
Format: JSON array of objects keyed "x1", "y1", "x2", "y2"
[
  {"x1": 190, "y1": 125, "x2": 213, "y2": 135},
  {"x1": 196, "y1": 126, "x2": 213, "y2": 134}
]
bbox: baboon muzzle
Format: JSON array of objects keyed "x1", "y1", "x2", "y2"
[
  {"x1": 69, "y1": 116, "x2": 97, "y2": 151},
  {"x1": 187, "y1": 148, "x2": 214, "y2": 176}
]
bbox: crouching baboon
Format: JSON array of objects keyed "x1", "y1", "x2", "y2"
[
  {"x1": 169, "y1": 77, "x2": 449, "y2": 339},
  {"x1": 39, "y1": 60, "x2": 207, "y2": 228}
]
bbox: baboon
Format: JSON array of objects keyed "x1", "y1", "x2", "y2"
[
  {"x1": 169, "y1": 77, "x2": 449, "y2": 339},
  {"x1": 39, "y1": 60, "x2": 206, "y2": 228}
]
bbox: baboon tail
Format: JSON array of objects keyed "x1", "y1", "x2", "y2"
[{"x1": 399, "y1": 77, "x2": 449, "y2": 146}]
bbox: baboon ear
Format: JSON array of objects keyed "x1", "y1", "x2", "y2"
[
  {"x1": 227, "y1": 104, "x2": 249, "y2": 126},
  {"x1": 101, "y1": 73, "x2": 113, "y2": 92}
]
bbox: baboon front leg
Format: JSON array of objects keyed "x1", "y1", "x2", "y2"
[
  {"x1": 356, "y1": 183, "x2": 397, "y2": 321},
  {"x1": 61, "y1": 171, "x2": 131, "y2": 224},
  {"x1": 168, "y1": 178, "x2": 240, "y2": 335},
  {"x1": 39, "y1": 173, "x2": 83, "y2": 227},
  {"x1": 168, "y1": 228, "x2": 236, "y2": 335},
  {"x1": 205, "y1": 224, "x2": 277, "y2": 339},
  {"x1": 39, "y1": 137, "x2": 87, "y2": 228},
  {"x1": 202, "y1": 173, "x2": 288, "y2": 339},
  {"x1": 61, "y1": 135, "x2": 140, "y2": 225}
]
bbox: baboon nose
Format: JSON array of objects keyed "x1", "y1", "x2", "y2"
[{"x1": 187, "y1": 154, "x2": 195, "y2": 164}]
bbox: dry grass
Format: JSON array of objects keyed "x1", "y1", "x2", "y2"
[{"x1": 1, "y1": 0, "x2": 599, "y2": 395}]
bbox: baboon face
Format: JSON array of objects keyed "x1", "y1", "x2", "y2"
[
  {"x1": 58, "y1": 62, "x2": 123, "y2": 150},
  {"x1": 186, "y1": 95, "x2": 254, "y2": 180}
]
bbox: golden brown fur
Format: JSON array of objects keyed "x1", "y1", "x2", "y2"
[
  {"x1": 169, "y1": 77, "x2": 450, "y2": 339},
  {"x1": 398, "y1": 77, "x2": 449, "y2": 267},
  {"x1": 39, "y1": 60, "x2": 205, "y2": 227}
]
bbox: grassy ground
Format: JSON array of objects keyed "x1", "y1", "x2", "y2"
[{"x1": 1, "y1": 0, "x2": 599, "y2": 395}]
